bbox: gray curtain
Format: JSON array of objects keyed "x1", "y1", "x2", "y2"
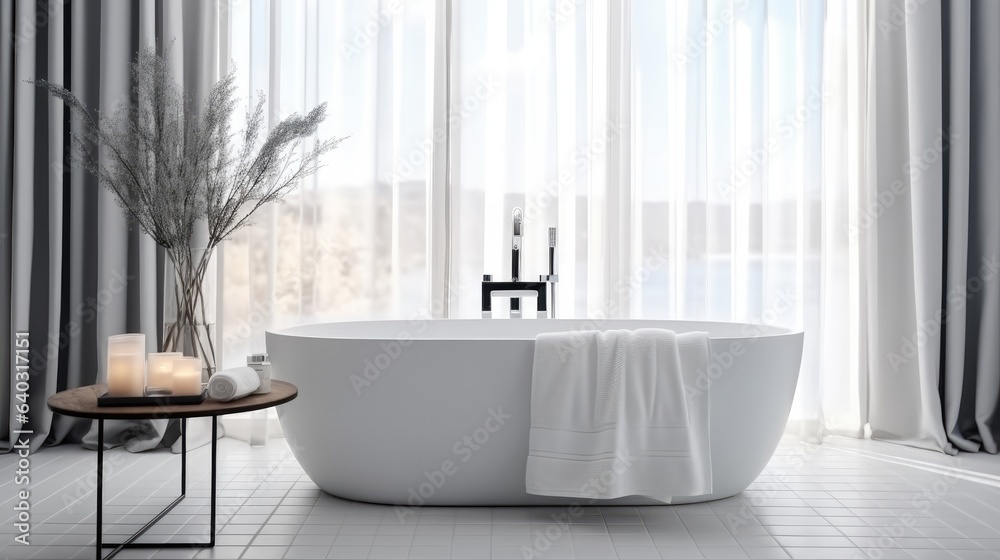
[
  {"x1": 1, "y1": 0, "x2": 220, "y2": 454},
  {"x1": 867, "y1": 0, "x2": 1000, "y2": 455},
  {"x1": 941, "y1": 0, "x2": 1000, "y2": 453}
]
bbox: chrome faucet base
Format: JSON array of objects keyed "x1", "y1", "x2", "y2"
[
  {"x1": 481, "y1": 280, "x2": 549, "y2": 319},
  {"x1": 482, "y1": 208, "x2": 558, "y2": 319}
]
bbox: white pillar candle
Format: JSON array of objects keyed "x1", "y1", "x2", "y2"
[
  {"x1": 172, "y1": 357, "x2": 204, "y2": 396},
  {"x1": 107, "y1": 334, "x2": 146, "y2": 397},
  {"x1": 147, "y1": 352, "x2": 183, "y2": 392}
]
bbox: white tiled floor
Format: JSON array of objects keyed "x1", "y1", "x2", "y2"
[{"x1": 1, "y1": 436, "x2": 999, "y2": 560}]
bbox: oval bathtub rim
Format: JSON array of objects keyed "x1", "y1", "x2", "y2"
[{"x1": 266, "y1": 318, "x2": 804, "y2": 342}]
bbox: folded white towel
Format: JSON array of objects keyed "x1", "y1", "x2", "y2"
[
  {"x1": 208, "y1": 366, "x2": 260, "y2": 402},
  {"x1": 525, "y1": 328, "x2": 712, "y2": 502}
]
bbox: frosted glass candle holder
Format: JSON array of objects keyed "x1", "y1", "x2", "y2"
[
  {"x1": 107, "y1": 334, "x2": 146, "y2": 397},
  {"x1": 171, "y1": 357, "x2": 203, "y2": 396},
  {"x1": 147, "y1": 352, "x2": 183, "y2": 392}
]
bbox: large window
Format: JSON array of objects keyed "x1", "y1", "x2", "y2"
[{"x1": 222, "y1": 0, "x2": 866, "y2": 437}]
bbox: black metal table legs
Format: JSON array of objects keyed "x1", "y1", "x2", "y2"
[{"x1": 95, "y1": 417, "x2": 218, "y2": 560}]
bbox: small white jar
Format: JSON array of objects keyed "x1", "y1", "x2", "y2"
[{"x1": 247, "y1": 353, "x2": 272, "y2": 394}]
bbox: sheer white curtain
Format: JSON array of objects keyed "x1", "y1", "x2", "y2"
[
  {"x1": 222, "y1": 0, "x2": 437, "y2": 368},
  {"x1": 222, "y1": 0, "x2": 867, "y2": 440}
]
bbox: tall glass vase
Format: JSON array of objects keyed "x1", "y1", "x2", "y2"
[{"x1": 162, "y1": 244, "x2": 217, "y2": 379}]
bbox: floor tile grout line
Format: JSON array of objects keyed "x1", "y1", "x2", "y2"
[
  {"x1": 734, "y1": 445, "x2": 855, "y2": 559},
  {"x1": 884, "y1": 465, "x2": 997, "y2": 552},
  {"x1": 851, "y1": 472, "x2": 968, "y2": 552},
  {"x1": 3, "y1": 446, "x2": 178, "y2": 527},
  {"x1": 827, "y1": 444, "x2": 1000, "y2": 489},
  {"x1": 0, "y1": 445, "x2": 85, "y2": 491},
  {"x1": 0, "y1": 453, "x2": 92, "y2": 519},
  {"x1": 35, "y1": 444, "x2": 215, "y2": 558},
  {"x1": 122, "y1": 442, "x2": 220, "y2": 545},
  {"x1": 35, "y1": 440, "x2": 244, "y2": 559},
  {"x1": 234, "y1": 446, "x2": 297, "y2": 559},
  {"x1": 4, "y1": 438, "x2": 1000, "y2": 560},
  {"x1": 83, "y1": 444, "x2": 206, "y2": 526}
]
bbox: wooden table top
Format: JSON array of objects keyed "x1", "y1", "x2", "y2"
[{"x1": 47, "y1": 380, "x2": 298, "y2": 420}]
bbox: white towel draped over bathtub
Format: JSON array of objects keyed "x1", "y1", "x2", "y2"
[{"x1": 525, "y1": 328, "x2": 712, "y2": 502}]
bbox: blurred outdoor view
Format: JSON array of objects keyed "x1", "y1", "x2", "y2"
[{"x1": 219, "y1": 0, "x2": 825, "y2": 425}]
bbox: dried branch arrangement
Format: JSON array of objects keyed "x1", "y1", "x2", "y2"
[{"x1": 35, "y1": 44, "x2": 347, "y2": 362}]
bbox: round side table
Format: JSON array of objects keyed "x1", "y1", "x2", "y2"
[{"x1": 48, "y1": 380, "x2": 297, "y2": 560}]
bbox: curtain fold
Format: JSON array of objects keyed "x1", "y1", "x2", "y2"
[
  {"x1": 0, "y1": 2, "x2": 13, "y2": 449},
  {"x1": 1, "y1": 0, "x2": 221, "y2": 454},
  {"x1": 940, "y1": 0, "x2": 1000, "y2": 454},
  {"x1": 866, "y1": 0, "x2": 1000, "y2": 455},
  {"x1": 865, "y1": 0, "x2": 952, "y2": 453}
]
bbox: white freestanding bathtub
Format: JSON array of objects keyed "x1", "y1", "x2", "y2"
[{"x1": 266, "y1": 319, "x2": 803, "y2": 506}]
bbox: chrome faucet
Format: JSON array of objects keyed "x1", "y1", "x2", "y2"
[
  {"x1": 510, "y1": 208, "x2": 524, "y2": 316},
  {"x1": 482, "y1": 207, "x2": 559, "y2": 318}
]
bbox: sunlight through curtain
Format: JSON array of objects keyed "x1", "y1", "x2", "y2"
[{"x1": 223, "y1": 0, "x2": 868, "y2": 440}]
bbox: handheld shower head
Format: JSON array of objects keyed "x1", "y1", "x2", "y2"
[
  {"x1": 544, "y1": 227, "x2": 558, "y2": 318},
  {"x1": 511, "y1": 208, "x2": 523, "y2": 288},
  {"x1": 512, "y1": 208, "x2": 523, "y2": 237}
]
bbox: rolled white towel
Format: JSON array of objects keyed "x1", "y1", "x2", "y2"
[{"x1": 208, "y1": 366, "x2": 260, "y2": 402}]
